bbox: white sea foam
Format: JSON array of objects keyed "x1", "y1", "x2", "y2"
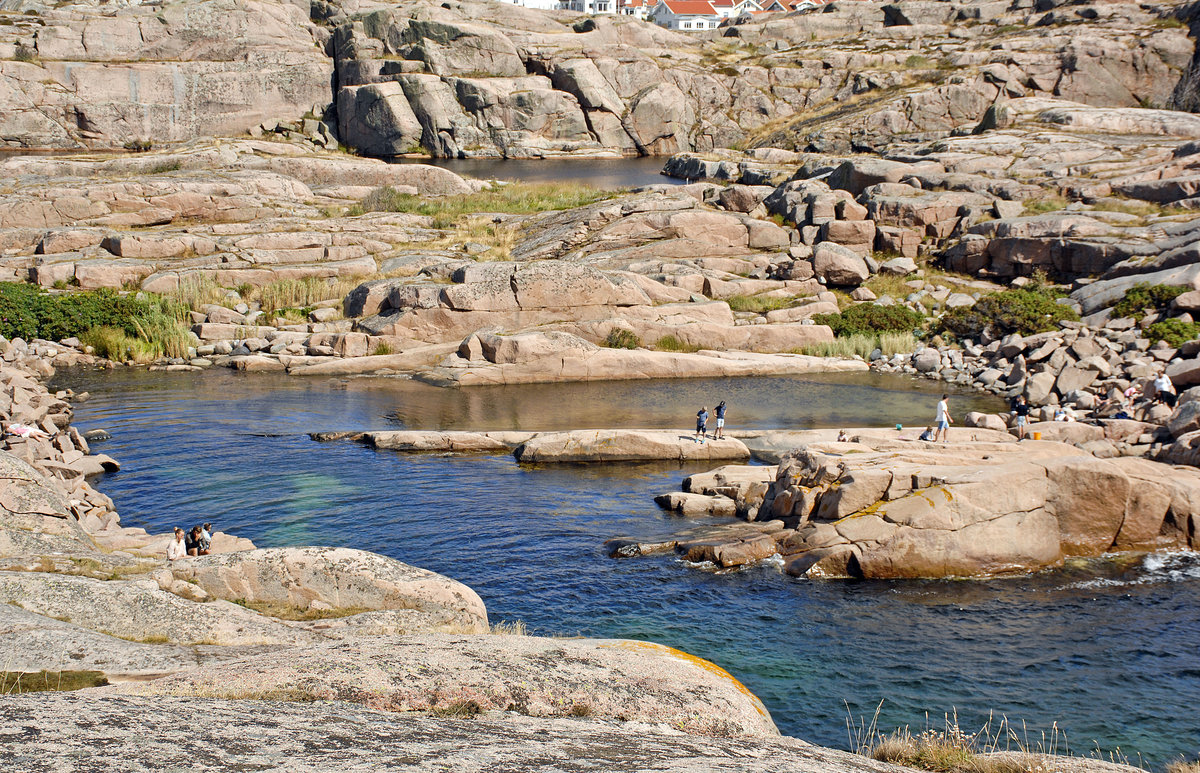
[{"x1": 1067, "y1": 551, "x2": 1200, "y2": 590}]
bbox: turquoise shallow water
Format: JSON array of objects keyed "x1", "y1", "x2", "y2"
[{"x1": 53, "y1": 367, "x2": 1200, "y2": 767}]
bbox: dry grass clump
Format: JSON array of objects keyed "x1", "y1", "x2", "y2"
[
  {"x1": 430, "y1": 698, "x2": 485, "y2": 718},
  {"x1": 171, "y1": 274, "x2": 232, "y2": 309},
  {"x1": 1, "y1": 670, "x2": 108, "y2": 694},
  {"x1": 257, "y1": 277, "x2": 360, "y2": 312},
  {"x1": 847, "y1": 702, "x2": 1125, "y2": 773},
  {"x1": 1167, "y1": 760, "x2": 1200, "y2": 773},
  {"x1": 489, "y1": 619, "x2": 527, "y2": 636},
  {"x1": 802, "y1": 331, "x2": 916, "y2": 359},
  {"x1": 420, "y1": 215, "x2": 523, "y2": 259}
]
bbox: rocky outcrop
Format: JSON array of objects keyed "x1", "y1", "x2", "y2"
[
  {"x1": 324, "y1": 0, "x2": 1198, "y2": 159},
  {"x1": 615, "y1": 430, "x2": 1200, "y2": 577},
  {"x1": 0, "y1": 0, "x2": 332, "y2": 149},
  {"x1": 759, "y1": 435, "x2": 1200, "y2": 578}
]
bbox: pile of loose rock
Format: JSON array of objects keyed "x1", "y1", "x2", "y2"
[{"x1": 0, "y1": 336, "x2": 122, "y2": 534}]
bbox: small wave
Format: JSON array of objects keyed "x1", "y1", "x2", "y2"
[{"x1": 1065, "y1": 551, "x2": 1200, "y2": 590}]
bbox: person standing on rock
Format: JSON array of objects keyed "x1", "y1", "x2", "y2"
[
  {"x1": 167, "y1": 528, "x2": 186, "y2": 561},
  {"x1": 1011, "y1": 395, "x2": 1031, "y2": 441},
  {"x1": 714, "y1": 401, "x2": 727, "y2": 440},
  {"x1": 695, "y1": 406, "x2": 709, "y2": 444},
  {"x1": 1154, "y1": 372, "x2": 1177, "y2": 408},
  {"x1": 934, "y1": 394, "x2": 953, "y2": 443}
]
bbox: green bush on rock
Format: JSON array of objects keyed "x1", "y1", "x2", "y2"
[
  {"x1": 936, "y1": 287, "x2": 1078, "y2": 339},
  {"x1": 1111, "y1": 283, "x2": 1187, "y2": 320},
  {"x1": 604, "y1": 329, "x2": 642, "y2": 349},
  {"x1": 813, "y1": 304, "x2": 925, "y2": 337},
  {"x1": 1143, "y1": 319, "x2": 1200, "y2": 348}
]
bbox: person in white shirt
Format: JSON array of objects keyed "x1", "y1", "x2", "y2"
[
  {"x1": 1154, "y1": 372, "x2": 1176, "y2": 407},
  {"x1": 167, "y1": 528, "x2": 186, "y2": 561},
  {"x1": 934, "y1": 394, "x2": 953, "y2": 443}
]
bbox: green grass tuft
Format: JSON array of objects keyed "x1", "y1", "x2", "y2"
[
  {"x1": 604, "y1": 329, "x2": 642, "y2": 349},
  {"x1": 1, "y1": 670, "x2": 108, "y2": 694}
]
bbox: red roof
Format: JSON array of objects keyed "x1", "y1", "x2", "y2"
[{"x1": 660, "y1": 0, "x2": 717, "y2": 13}]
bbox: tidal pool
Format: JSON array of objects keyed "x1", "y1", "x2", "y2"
[{"x1": 54, "y1": 367, "x2": 1200, "y2": 768}]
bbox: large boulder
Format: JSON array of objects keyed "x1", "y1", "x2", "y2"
[
  {"x1": 158, "y1": 547, "x2": 488, "y2": 633},
  {"x1": 812, "y1": 243, "x2": 870, "y2": 286}
]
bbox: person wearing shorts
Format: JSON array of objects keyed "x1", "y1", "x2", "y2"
[
  {"x1": 1012, "y1": 395, "x2": 1030, "y2": 440},
  {"x1": 695, "y1": 406, "x2": 708, "y2": 443},
  {"x1": 934, "y1": 394, "x2": 952, "y2": 443},
  {"x1": 714, "y1": 401, "x2": 727, "y2": 439}
]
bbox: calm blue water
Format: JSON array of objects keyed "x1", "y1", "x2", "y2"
[{"x1": 54, "y1": 368, "x2": 1200, "y2": 767}]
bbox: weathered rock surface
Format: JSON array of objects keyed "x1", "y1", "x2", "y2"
[
  {"x1": 515, "y1": 430, "x2": 751, "y2": 463},
  {"x1": 0, "y1": 695, "x2": 918, "y2": 773},
  {"x1": 156, "y1": 547, "x2": 488, "y2": 633},
  {"x1": 107, "y1": 634, "x2": 778, "y2": 738}
]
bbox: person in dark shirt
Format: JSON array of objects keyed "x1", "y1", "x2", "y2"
[
  {"x1": 695, "y1": 407, "x2": 708, "y2": 444},
  {"x1": 1011, "y1": 395, "x2": 1031, "y2": 441},
  {"x1": 714, "y1": 401, "x2": 727, "y2": 439}
]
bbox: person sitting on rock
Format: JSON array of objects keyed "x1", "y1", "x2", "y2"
[
  {"x1": 167, "y1": 528, "x2": 186, "y2": 561},
  {"x1": 185, "y1": 525, "x2": 209, "y2": 557},
  {"x1": 918, "y1": 426, "x2": 935, "y2": 442},
  {"x1": 198, "y1": 523, "x2": 213, "y2": 554},
  {"x1": 837, "y1": 429, "x2": 849, "y2": 442},
  {"x1": 695, "y1": 407, "x2": 708, "y2": 444}
]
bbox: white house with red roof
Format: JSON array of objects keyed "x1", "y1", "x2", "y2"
[{"x1": 652, "y1": 0, "x2": 721, "y2": 29}]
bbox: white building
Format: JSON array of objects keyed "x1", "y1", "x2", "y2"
[
  {"x1": 561, "y1": 0, "x2": 618, "y2": 12},
  {"x1": 652, "y1": 0, "x2": 721, "y2": 29},
  {"x1": 618, "y1": 0, "x2": 654, "y2": 20},
  {"x1": 497, "y1": 0, "x2": 568, "y2": 9}
]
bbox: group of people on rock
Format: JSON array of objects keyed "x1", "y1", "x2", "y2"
[
  {"x1": 167, "y1": 523, "x2": 212, "y2": 560},
  {"x1": 693, "y1": 401, "x2": 727, "y2": 443}
]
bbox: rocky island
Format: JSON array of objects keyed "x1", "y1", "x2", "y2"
[{"x1": 3, "y1": 0, "x2": 1200, "y2": 766}]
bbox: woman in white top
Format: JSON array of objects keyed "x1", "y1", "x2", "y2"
[{"x1": 167, "y1": 528, "x2": 186, "y2": 561}]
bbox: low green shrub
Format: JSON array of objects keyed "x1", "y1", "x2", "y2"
[
  {"x1": 0, "y1": 283, "x2": 173, "y2": 341},
  {"x1": 1111, "y1": 283, "x2": 1187, "y2": 320},
  {"x1": 604, "y1": 329, "x2": 642, "y2": 349},
  {"x1": 813, "y1": 303, "x2": 925, "y2": 337},
  {"x1": 727, "y1": 294, "x2": 790, "y2": 313},
  {"x1": 936, "y1": 287, "x2": 1077, "y2": 339},
  {"x1": 655, "y1": 334, "x2": 700, "y2": 353},
  {"x1": 1144, "y1": 319, "x2": 1200, "y2": 348},
  {"x1": 0, "y1": 670, "x2": 108, "y2": 694}
]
